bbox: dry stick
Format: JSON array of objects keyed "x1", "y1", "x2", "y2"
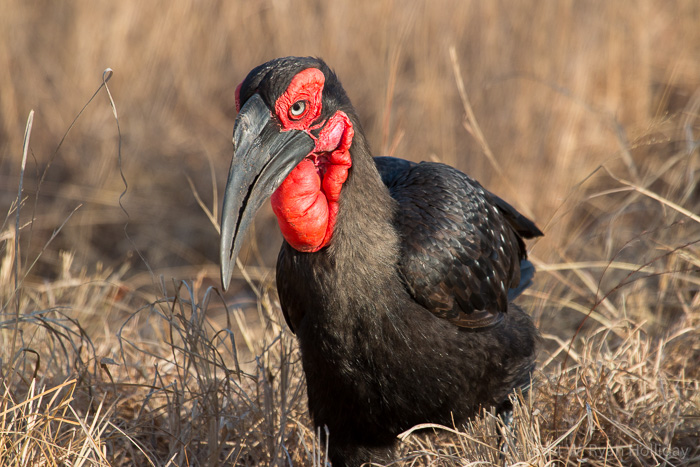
[
  {"x1": 603, "y1": 167, "x2": 700, "y2": 225},
  {"x1": 188, "y1": 174, "x2": 262, "y2": 297},
  {"x1": 26, "y1": 75, "x2": 113, "y2": 266},
  {"x1": 187, "y1": 175, "x2": 219, "y2": 234},
  {"x1": 381, "y1": 44, "x2": 402, "y2": 157},
  {"x1": 9, "y1": 111, "x2": 33, "y2": 375},
  {"x1": 448, "y1": 46, "x2": 536, "y2": 221},
  {"x1": 2, "y1": 204, "x2": 82, "y2": 320},
  {"x1": 102, "y1": 69, "x2": 164, "y2": 302},
  {"x1": 380, "y1": 6, "x2": 415, "y2": 158},
  {"x1": 682, "y1": 88, "x2": 700, "y2": 157},
  {"x1": 206, "y1": 150, "x2": 219, "y2": 226}
]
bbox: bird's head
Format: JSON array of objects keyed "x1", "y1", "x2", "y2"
[{"x1": 220, "y1": 57, "x2": 356, "y2": 291}]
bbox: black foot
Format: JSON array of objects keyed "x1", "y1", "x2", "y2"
[{"x1": 496, "y1": 398, "x2": 517, "y2": 463}]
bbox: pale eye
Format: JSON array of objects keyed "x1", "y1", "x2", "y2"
[{"x1": 289, "y1": 100, "x2": 307, "y2": 119}]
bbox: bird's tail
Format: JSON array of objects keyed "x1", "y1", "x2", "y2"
[{"x1": 507, "y1": 259, "x2": 535, "y2": 301}]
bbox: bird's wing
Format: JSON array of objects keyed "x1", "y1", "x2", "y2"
[{"x1": 374, "y1": 157, "x2": 542, "y2": 329}]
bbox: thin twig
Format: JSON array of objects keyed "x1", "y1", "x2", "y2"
[
  {"x1": 448, "y1": 46, "x2": 535, "y2": 219},
  {"x1": 603, "y1": 166, "x2": 700, "y2": 225},
  {"x1": 10, "y1": 110, "x2": 33, "y2": 376}
]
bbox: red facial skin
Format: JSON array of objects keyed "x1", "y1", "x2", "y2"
[{"x1": 245, "y1": 68, "x2": 353, "y2": 252}]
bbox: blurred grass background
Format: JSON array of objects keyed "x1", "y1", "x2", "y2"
[{"x1": 1, "y1": 0, "x2": 699, "y2": 465}]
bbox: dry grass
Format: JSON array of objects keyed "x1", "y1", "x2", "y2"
[{"x1": 1, "y1": 0, "x2": 699, "y2": 465}]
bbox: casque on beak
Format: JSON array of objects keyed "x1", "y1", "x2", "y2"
[{"x1": 220, "y1": 93, "x2": 315, "y2": 291}]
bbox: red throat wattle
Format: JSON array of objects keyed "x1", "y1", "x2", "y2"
[{"x1": 268, "y1": 69, "x2": 354, "y2": 252}]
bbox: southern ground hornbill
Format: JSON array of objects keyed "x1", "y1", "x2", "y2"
[{"x1": 219, "y1": 56, "x2": 542, "y2": 466}]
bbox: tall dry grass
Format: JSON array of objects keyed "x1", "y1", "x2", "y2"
[{"x1": 1, "y1": 0, "x2": 699, "y2": 465}]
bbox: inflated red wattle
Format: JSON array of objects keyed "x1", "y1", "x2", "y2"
[
  {"x1": 271, "y1": 160, "x2": 329, "y2": 252},
  {"x1": 271, "y1": 110, "x2": 353, "y2": 252}
]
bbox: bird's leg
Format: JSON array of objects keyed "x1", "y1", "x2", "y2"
[
  {"x1": 496, "y1": 389, "x2": 528, "y2": 462},
  {"x1": 497, "y1": 400, "x2": 516, "y2": 460}
]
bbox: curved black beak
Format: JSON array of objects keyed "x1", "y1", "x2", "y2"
[{"x1": 220, "y1": 94, "x2": 315, "y2": 291}]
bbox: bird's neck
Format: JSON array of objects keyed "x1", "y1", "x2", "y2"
[
  {"x1": 331, "y1": 132, "x2": 400, "y2": 270},
  {"x1": 277, "y1": 126, "x2": 406, "y2": 331},
  {"x1": 316, "y1": 130, "x2": 407, "y2": 322}
]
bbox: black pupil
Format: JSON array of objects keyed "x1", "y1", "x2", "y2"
[{"x1": 292, "y1": 102, "x2": 304, "y2": 115}]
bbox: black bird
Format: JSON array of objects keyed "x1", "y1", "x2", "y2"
[{"x1": 220, "y1": 56, "x2": 542, "y2": 466}]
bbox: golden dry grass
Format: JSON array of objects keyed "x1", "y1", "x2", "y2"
[{"x1": 1, "y1": 0, "x2": 699, "y2": 465}]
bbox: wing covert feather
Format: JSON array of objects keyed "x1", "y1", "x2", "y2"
[{"x1": 375, "y1": 157, "x2": 536, "y2": 328}]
